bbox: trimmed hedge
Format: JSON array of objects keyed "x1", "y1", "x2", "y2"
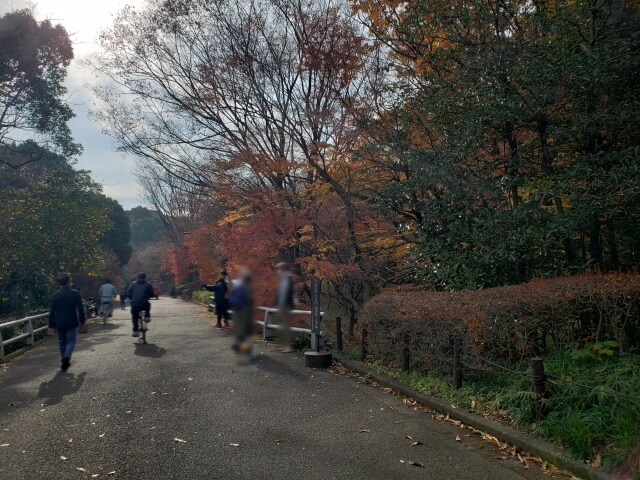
[
  {"x1": 192, "y1": 290, "x2": 212, "y2": 304},
  {"x1": 359, "y1": 273, "x2": 640, "y2": 372}
]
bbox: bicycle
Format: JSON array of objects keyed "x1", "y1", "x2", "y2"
[
  {"x1": 100, "y1": 302, "x2": 111, "y2": 325},
  {"x1": 137, "y1": 308, "x2": 150, "y2": 344}
]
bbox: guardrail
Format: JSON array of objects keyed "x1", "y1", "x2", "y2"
[
  {"x1": 257, "y1": 306, "x2": 324, "y2": 340},
  {"x1": 0, "y1": 313, "x2": 49, "y2": 361}
]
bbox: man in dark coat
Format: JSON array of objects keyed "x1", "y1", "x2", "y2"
[
  {"x1": 127, "y1": 272, "x2": 154, "y2": 337},
  {"x1": 48, "y1": 274, "x2": 86, "y2": 371},
  {"x1": 201, "y1": 270, "x2": 230, "y2": 328}
]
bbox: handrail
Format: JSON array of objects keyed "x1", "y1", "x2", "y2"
[{"x1": 0, "y1": 312, "x2": 49, "y2": 361}]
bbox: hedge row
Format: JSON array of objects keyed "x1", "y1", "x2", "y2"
[{"x1": 359, "y1": 273, "x2": 640, "y2": 372}]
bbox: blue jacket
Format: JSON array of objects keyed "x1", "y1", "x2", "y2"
[
  {"x1": 127, "y1": 280, "x2": 154, "y2": 307},
  {"x1": 49, "y1": 286, "x2": 86, "y2": 330}
]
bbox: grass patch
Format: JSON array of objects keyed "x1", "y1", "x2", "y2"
[{"x1": 366, "y1": 350, "x2": 640, "y2": 471}]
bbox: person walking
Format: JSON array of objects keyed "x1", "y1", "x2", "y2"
[
  {"x1": 127, "y1": 272, "x2": 154, "y2": 337},
  {"x1": 229, "y1": 268, "x2": 255, "y2": 358},
  {"x1": 275, "y1": 262, "x2": 295, "y2": 353},
  {"x1": 48, "y1": 275, "x2": 86, "y2": 372},
  {"x1": 98, "y1": 278, "x2": 117, "y2": 320},
  {"x1": 201, "y1": 270, "x2": 230, "y2": 328}
]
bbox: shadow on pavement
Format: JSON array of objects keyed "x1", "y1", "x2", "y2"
[
  {"x1": 134, "y1": 343, "x2": 166, "y2": 358},
  {"x1": 256, "y1": 355, "x2": 308, "y2": 381},
  {"x1": 38, "y1": 371, "x2": 87, "y2": 406}
]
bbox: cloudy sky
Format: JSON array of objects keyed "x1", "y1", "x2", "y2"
[{"x1": 2, "y1": 0, "x2": 146, "y2": 209}]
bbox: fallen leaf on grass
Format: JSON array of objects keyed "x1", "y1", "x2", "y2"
[{"x1": 173, "y1": 438, "x2": 187, "y2": 443}]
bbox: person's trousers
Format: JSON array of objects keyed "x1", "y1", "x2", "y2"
[
  {"x1": 278, "y1": 306, "x2": 292, "y2": 347},
  {"x1": 215, "y1": 300, "x2": 229, "y2": 325},
  {"x1": 57, "y1": 327, "x2": 77, "y2": 359},
  {"x1": 131, "y1": 303, "x2": 151, "y2": 332}
]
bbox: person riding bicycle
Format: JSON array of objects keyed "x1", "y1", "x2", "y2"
[
  {"x1": 127, "y1": 272, "x2": 154, "y2": 337},
  {"x1": 98, "y1": 278, "x2": 117, "y2": 320}
]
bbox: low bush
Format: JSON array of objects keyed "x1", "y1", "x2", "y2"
[
  {"x1": 191, "y1": 290, "x2": 212, "y2": 304},
  {"x1": 360, "y1": 273, "x2": 640, "y2": 373}
]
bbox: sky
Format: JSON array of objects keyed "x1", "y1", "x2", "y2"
[{"x1": 1, "y1": 0, "x2": 146, "y2": 209}]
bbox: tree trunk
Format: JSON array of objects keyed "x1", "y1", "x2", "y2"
[{"x1": 589, "y1": 219, "x2": 604, "y2": 271}]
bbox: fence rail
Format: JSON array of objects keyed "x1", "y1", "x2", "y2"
[{"x1": 0, "y1": 313, "x2": 49, "y2": 361}]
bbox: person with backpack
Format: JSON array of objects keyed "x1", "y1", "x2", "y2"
[
  {"x1": 48, "y1": 274, "x2": 86, "y2": 371},
  {"x1": 201, "y1": 270, "x2": 230, "y2": 328}
]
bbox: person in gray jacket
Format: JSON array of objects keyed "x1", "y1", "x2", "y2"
[
  {"x1": 48, "y1": 275, "x2": 86, "y2": 371},
  {"x1": 98, "y1": 278, "x2": 117, "y2": 319}
]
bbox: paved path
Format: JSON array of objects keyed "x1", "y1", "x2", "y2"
[{"x1": 0, "y1": 299, "x2": 562, "y2": 480}]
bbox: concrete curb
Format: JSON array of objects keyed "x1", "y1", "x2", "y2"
[{"x1": 334, "y1": 354, "x2": 612, "y2": 480}]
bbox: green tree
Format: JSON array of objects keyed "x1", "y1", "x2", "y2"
[{"x1": 0, "y1": 9, "x2": 80, "y2": 165}]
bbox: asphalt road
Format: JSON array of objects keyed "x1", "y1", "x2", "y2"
[{"x1": 0, "y1": 298, "x2": 563, "y2": 480}]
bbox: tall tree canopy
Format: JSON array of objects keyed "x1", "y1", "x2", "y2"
[{"x1": 0, "y1": 9, "x2": 79, "y2": 165}]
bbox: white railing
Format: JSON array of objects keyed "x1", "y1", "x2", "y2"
[
  {"x1": 256, "y1": 306, "x2": 324, "y2": 339},
  {"x1": 207, "y1": 297, "x2": 324, "y2": 339},
  {"x1": 0, "y1": 313, "x2": 49, "y2": 361}
]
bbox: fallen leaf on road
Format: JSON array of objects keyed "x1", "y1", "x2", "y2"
[
  {"x1": 408, "y1": 461, "x2": 424, "y2": 467},
  {"x1": 92, "y1": 475, "x2": 99, "y2": 478},
  {"x1": 274, "y1": 438, "x2": 283, "y2": 444},
  {"x1": 393, "y1": 421, "x2": 402, "y2": 424},
  {"x1": 68, "y1": 438, "x2": 73, "y2": 443},
  {"x1": 99, "y1": 433, "x2": 105, "y2": 438},
  {"x1": 188, "y1": 377, "x2": 193, "y2": 381},
  {"x1": 410, "y1": 441, "x2": 422, "y2": 447},
  {"x1": 0, "y1": 444, "x2": 10, "y2": 447},
  {"x1": 229, "y1": 443, "x2": 240, "y2": 447},
  {"x1": 173, "y1": 438, "x2": 187, "y2": 443},
  {"x1": 107, "y1": 471, "x2": 116, "y2": 476},
  {"x1": 125, "y1": 411, "x2": 132, "y2": 414},
  {"x1": 76, "y1": 467, "x2": 86, "y2": 472},
  {"x1": 59, "y1": 456, "x2": 67, "y2": 460},
  {"x1": 149, "y1": 427, "x2": 156, "y2": 430},
  {"x1": 359, "y1": 429, "x2": 370, "y2": 433},
  {"x1": 151, "y1": 392, "x2": 156, "y2": 395},
  {"x1": 455, "y1": 435, "x2": 461, "y2": 442}
]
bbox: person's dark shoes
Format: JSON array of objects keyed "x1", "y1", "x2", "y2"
[
  {"x1": 224, "y1": 322, "x2": 230, "y2": 328},
  {"x1": 132, "y1": 332, "x2": 139, "y2": 337},
  {"x1": 216, "y1": 323, "x2": 222, "y2": 328},
  {"x1": 61, "y1": 357, "x2": 70, "y2": 372}
]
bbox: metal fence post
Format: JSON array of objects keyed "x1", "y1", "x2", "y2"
[
  {"x1": 531, "y1": 357, "x2": 546, "y2": 420},
  {"x1": 25, "y1": 319, "x2": 34, "y2": 345},
  {"x1": 402, "y1": 334, "x2": 410, "y2": 372},
  {"x1": 335, "y1": 317, "x2": 343, "y2": 351},
  {"x1": 360, "y1": 326, "x2": 368, "y2": 361},
  {"x1": 262, "y1": 310, "x2": 270, "y2": 340},
  {"x1": 0, "y1": 338, "x2": 4, "y2": 362},
  {"x1": 453, "y1": 337, "x2": 463, "y2": 389}
]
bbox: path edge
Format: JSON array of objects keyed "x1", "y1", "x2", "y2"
[{"x1": 334, "y1": 354, "x2": 612, "y2": 480}]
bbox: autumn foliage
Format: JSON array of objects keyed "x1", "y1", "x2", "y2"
[{"x1": 360, "y1": 273, "x2": 640, "y2": 372}]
